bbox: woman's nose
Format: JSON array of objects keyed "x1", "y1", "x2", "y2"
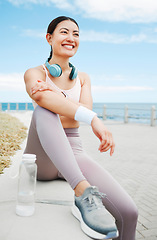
[{"x1": 66, "y1": 33, "x2": 74, "y2": 42}]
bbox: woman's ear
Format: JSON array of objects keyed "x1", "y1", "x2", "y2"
[{"x1": 46, "y1": 33, "x2": 53, "y2": 46}]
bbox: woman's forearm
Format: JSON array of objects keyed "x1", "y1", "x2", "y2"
[{"x1": 34, "y1": 90, "x2": 79, "y2": 119}]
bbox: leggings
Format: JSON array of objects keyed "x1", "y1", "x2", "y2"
[{"x1": 24, "y1": 106, "x2": 138, "y2": 240}]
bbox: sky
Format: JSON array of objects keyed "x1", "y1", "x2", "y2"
[{"x1": 0, "y1": 0, "x2": 157, "y2": 103}]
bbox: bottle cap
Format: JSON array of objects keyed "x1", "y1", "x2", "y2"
[{"x1": 22, "y1": 154, "x2": 36, "y2": 163}]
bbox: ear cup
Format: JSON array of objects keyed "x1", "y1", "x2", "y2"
[
  {"x1": 69, "y1": 63, "x2": 78, "y2": 80},
  {"x1": 49, "y1": 64, "x2": 62, "y2": 77},
  {"x1": 45, "y1": 60, "x2": 62, "y2": 77}
]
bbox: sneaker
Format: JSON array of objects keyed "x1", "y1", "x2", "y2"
[{"x1": 71, "y1": 186, "x2": 119, "y2": 239}]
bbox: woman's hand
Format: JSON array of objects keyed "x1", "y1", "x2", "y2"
[
  {"x1": 91, "y1": 116, "x2": 115, "y2": 156},
  {"x1": 31, "y1": 80, "x2": 58, "y2": 95}
]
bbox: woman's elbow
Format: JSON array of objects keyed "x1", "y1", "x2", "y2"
[{"x1": 31, "y1": 92, "x2": 44, "y2": 104}]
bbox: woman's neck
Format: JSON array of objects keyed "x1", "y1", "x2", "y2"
[{"x1": 49, "y1": 56, "x2": 70, "y2": 72}]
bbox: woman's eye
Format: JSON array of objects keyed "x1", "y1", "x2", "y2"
[
  {"x1": 74, "y1": 33, "x2": 79, "y2": 37},
  {"x1": 61, "y1": 31, "x2": 68, "y2": 34}
]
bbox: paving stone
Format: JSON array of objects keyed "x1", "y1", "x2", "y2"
[{"x1": 140, "y1": 229, "x2": 157, "y2": 238}]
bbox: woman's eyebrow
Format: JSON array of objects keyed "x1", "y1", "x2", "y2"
[
  {"x1": 60, "y1": 27, "x2": 69, "y2": 31},
  {"x1": 60, "y1": 27, "x2": 79, "y2": 33}
]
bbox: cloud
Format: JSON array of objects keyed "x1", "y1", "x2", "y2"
[
  {"x1": 21, "y1": 29, "x2": 45, "y2": 38},
  {"x1": 0, "y1": 73, "x2": 155, "y2": 102},
  {"x1": 8, "y1": 0, "x2": 157, "y2": 23},
  {"x1": 0, "y1": 73, "x2": 31, "y2": 102},
  {"x1": 80, "y1": 28, "x2": 157, "y2": 44},
  {"x1": 0, "y1": 73, "x2": 25, "y2": 91},
  {"x1": 92, "y1": 85, "x2": 154, "y2": 93},
  {"x1": 20, "y1": 27, "x2": 157, "y2": 44},
  {"x1": 75, "y1": 0, "x2": 157, "y2": 23},
  {"x1": 7, "y1": 0, "x2": 74, "y2": 10},
  {"x1": 90, "y1": 74, "x2": 126, "y2": 83},
  {"x1": 1, "y1": 73, "x2": 153, "y2": 94}
]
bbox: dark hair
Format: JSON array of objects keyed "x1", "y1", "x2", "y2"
[{"x1": 47, "y1": 16, "x2": 79, "y2": 61}]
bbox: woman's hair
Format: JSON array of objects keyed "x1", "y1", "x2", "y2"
[{"x1": 47, "y1": 16, "x2": 79, "y2": 61}]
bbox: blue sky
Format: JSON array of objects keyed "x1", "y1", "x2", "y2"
[{"x1": 0, "y1": 0, "x2": 157, "y2": 103}]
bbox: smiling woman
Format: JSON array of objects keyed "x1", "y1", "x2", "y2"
[{"x1": 23, "y1": 16, "x2": 138, "y2": 240}]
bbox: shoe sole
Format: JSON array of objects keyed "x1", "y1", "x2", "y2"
[{"x1": 71, "y1": 205, "x2": 119, "y2": 240}]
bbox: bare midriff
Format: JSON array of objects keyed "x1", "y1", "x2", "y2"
[{"x1": 60, "y1": 116, "x2": 79, "y2": 129}]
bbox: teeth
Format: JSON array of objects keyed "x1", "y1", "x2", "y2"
[{"x1": 63, "y1": 45, "x2": 73, "y2": 49}]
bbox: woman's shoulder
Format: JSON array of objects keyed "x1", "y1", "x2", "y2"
[
  {"x1": 24, "y1": 65, "x2": 43, "y2": 76},
  {"x1": 78, "y1": 71, "x2": 91, "y2": 87},
  {"x1": 24, "y1": 65, "x2": 46, "y2": 82}
]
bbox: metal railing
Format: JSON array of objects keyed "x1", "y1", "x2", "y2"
[
  {"x1": 0, "y1": 102, "x2": 34, "y2": 111},
  {"x1": 102, "y1": 105, "x2": 156, "y2": 127},
  {"x1": 0, "y1": 103, "x2": 156, "y2": 126}
]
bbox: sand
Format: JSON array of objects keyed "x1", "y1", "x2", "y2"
[{"x1": 0, "y1": 112, "x2": 27, "y2": 174}]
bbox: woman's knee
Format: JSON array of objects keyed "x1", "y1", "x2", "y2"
[
  {"x1": 122, "y1": 201, "x2": 138, "y2": 224},
  {"x1": 33, "y1": 105, "x2": 56, "y2": 118},
  {"x1": 130, "y1": 204, "x2": 138, "y2": 223},
  {"x1": 33, "y1": 106, "x2": 59, "y2": 125}
]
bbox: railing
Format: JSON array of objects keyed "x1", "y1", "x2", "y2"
[
  {"x1": 102, "y1": 105, "x2": 156, "y2": 127},
  {"x1": 0, "y1": 102, "x2": 34, "y2": 111},
  {"x1": 0, "y1": 103, "x2": 156, "y2": 126}
]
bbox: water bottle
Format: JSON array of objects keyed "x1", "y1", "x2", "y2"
[{"x1": 16, "y1": 154, "x2": 37, "y2": 217}]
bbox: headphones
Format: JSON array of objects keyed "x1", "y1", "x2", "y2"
[{"x1": 45, "y1": 60, "x2": 78, "y2": 80}]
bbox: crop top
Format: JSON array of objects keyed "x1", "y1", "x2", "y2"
[{"x1": 32, "y1": 64, "x2": 81, "y2": 109}]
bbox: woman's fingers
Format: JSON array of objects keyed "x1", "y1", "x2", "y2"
[
  {"x1": 91, "y1": 116, "x2": 115, "y2": 155},
  {"x1": 31, "y1": 80, "x2": 50, "y2": 95},
  {"x1": 110, "y1": 142, "x2": 115, "y2": 156},
  {"x1": 31, "y1": 80, "x2": 41, "y2": 94},
  {"x1": 99, "y1": 142, "x2": 115, "y2": 155},
  {"x1": 98, "y1": 132, "x2": 115, "y2": 155}
]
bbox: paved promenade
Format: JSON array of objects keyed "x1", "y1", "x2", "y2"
[{"x1": 0, "y1": 111, "x2": 157, "y2": 240}]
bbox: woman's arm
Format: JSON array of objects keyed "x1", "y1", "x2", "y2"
[
  {"x1": 29, "y1": 71, "x2": 92, "y2": 109},
  {"x1": 24, "y1": 68, "x2": 115, "y2": 155},
  {"x1": 77, "y1": 72, "x2": 115, "y2": 156},
  {"x1": 78, "y1": 72, "x2": 93, "y2": 110},
  {"x1": 24, "y1": 68, "x2": 79, "y2": 119}
]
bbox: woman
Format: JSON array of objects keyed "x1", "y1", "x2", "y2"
[{"x1": 24, "y1": 16, "x2": 138, "y2": 240}]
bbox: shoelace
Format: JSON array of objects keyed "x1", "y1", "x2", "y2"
[{"x1": 82, "y1": 190, "x2": 106, "y2": 211}]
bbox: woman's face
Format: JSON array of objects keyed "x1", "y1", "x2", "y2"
[{"x1": 48, "y1": 20, "x2": 80, "y2": 58}]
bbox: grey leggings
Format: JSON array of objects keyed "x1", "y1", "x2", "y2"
[{"x1": 24, "y1": 106, "x2": 138, "y2": 240}]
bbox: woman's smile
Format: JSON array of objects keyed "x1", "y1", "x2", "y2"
[{"x1": 62, "y1": 44, "x2": 75, "y2": 50}]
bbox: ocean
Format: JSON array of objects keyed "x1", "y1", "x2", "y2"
[{"x1": 0, "y1": 102, "x2": 157, "y2": 125}]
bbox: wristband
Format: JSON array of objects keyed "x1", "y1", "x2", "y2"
[{"x1": 74, "y1": 106, "x2": 97, "y2": 125}]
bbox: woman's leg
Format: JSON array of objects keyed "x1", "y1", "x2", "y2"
[
  {"x1": 25, "y1": 107, "x2": 137, "y2": 239},
  {"x1": 67, "y1": 130, "x2": 138, "y2": 240},
  {"x1": 24, "y1": 110, "x2": 58, "y2": 180},
  {"x1": 78, "y1": 155, "x2": 138, "y2": 240},
  {"x1": 24, "y1": 106, "x2": 86, "y2": 188}
]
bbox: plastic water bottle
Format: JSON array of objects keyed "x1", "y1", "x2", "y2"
[{"x1": 16, "y1": 154, "x2": 37, "y2": 217}]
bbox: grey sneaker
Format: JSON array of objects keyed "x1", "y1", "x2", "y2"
[{"x1": 71, "y1": 186, "x2": 119, "y2": 239}]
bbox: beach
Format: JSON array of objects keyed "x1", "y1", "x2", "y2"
[{"x1": 0, "y1": 111, "x2": 157, "y2": 240}]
